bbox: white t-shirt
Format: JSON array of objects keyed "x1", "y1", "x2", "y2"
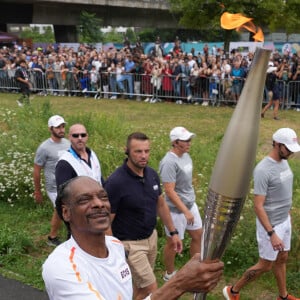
[{"x1": 43, "y1": 236, "x2": 132, "y2": 300}]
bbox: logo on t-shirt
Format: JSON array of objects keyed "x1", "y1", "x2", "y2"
[
  {"x1": 118, "y1": 265, "x2": 131, "y2": 283},
  {"x1": 153, "y1": 184, "x2": 158, "y2": 190}
]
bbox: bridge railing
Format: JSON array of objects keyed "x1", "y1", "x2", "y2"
[{"x1": 1, "y1": 68, "x2": 299, "y2": 108}]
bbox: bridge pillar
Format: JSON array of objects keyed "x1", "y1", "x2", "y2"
[
  {"x1": 54, "y1": 25, "x2": 78, "y2": 43},
  {"x1": 0, "y1": 24, "x2": 7, "y2": 32}
]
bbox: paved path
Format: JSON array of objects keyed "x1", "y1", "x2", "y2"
[{"x1": 0, "y1": 275, "x2": 48, "y2": 300}]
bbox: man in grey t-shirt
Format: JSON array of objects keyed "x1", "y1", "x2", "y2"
[
  {"x1": 33, "y1": 115, "x2": 70, "y2": 246},
  {"x1": 159, "y1": 126, "x2": 202, "y2": 282},
  {"x1": 223, "y1": 128, "x2": 300, "y2": 300}
]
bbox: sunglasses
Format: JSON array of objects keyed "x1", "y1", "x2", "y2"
[{"x1": 71, "y1": 133, "x2": 87, "y2": 138}]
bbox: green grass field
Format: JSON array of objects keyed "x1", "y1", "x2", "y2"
[{"x1": 0, "y1": 93, "x2": 299, "y2": 299}]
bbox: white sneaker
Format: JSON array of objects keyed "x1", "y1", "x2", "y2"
[
  {"x1": 296, "y1": 108, "x2": 300, "y2": 112},
  {"x1": 163, "y1": 270, "x2": 177, "y2": 282},
  {"x1": 16, "y1": 100, "x2": 23, "y2": 107},
  {"x1": 187, "y1": 95, "x2": 192, "y2": 101},
  {"x1": 110, "y1": 95, "x2": 117, "y2": 100},
  {"x1": 82, "y1": 88, "x2": 87, "y2": 93},
  {"x1": 178, "y1": 100, "x2": 183, "y2": 105},
  {"x1": 202, "y1": 101, "x2": 209, "y2": 106},
  {"x1": 144, "y1": 98, "x2": 150, "y2": 102}
]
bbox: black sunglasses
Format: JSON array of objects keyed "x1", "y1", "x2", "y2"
[{"x1": 71, "y1": 133, "x2": 87, "y2": 138}]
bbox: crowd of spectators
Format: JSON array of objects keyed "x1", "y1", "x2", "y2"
[{"x1": 0, "y1": 39, "x2": 300, "y2": 107}]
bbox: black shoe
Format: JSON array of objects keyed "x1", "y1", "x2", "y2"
[{"x1": 47, "y1": 236, "x2": 62, "y2": 247}]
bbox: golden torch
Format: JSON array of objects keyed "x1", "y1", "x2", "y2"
[{"x1": 195, "y1": 47, "x2": 271, "y2": 300}]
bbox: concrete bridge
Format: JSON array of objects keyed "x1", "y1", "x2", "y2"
[{"x1": 0, "y1": 0, "x2": 177, "y2": 42}]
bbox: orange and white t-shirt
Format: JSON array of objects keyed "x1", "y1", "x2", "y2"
[{"x1": 43, "y1": 236, "x2": 132, "y2": 300}]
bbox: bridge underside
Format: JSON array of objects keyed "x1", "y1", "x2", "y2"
[{"x1": 0, "y1": 2, "x2": 178, "y2": 42}]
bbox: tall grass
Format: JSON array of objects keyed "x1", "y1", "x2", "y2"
[{"x1": 0, "y1": 93, "x2": 300, "y2": 299}]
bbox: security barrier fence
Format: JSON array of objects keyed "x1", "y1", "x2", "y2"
[{"x1": 1, "y1": 68, "x2": 299, "y2": 108}]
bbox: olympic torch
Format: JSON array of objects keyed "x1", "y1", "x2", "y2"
[{"x1": 195, "y1": 47, "x2": 271, "y2": 300}]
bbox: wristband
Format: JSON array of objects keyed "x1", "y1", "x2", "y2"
[
  {"x1": 267, "y1": 229, "x2": 275, "y2": 237},
  {"x1": 169, "y1": 229, "x2": 179, "y2": 236}
]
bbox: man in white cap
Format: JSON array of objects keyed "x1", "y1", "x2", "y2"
[
  {"x1": 223, "y1": 128, "x2": 300, "y2": 300},
  {"x1": 159, "y1": 126, "x2": 203, "y2": 281},
  {"x1": 33, "y1": 115, "x2": 70, "y2": 246}
]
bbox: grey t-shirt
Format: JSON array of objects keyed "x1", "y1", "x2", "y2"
[
  {"x1": 159, "y1": 151, "x2": 195, "y2": 213},
  {"x1": 254, "y1": 156, "x2": 293, "y2": 226},
  {"x1": 34, "y1": 138, "x2": 70, "y2": 193}
]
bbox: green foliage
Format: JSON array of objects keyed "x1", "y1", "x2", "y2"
[
  {"x1": 103, "y1": 29, "x2": 124, "y2": 43},
  {"x1": 138, "y1": 28, "x2": 159, "y2": 42},
  {"x1": 0, "y1": 109, "x2": 34, "y2": 205},
  {"x1": 0, "y1": 94, "x2": 300, "y2": 297},
  {"x1": 125, "y1": 28, "x2": 136, "y2": 43},
  {"x1": 78, "y1": 10, "x2": 103, "y2": 44},
  {"x1": 0, "y1": 224, "x2": 33, "y2": 256},
  {"x1": 167, "y1": 0, "x2": 300, "y2": 51},
  {"x1": 19, "y1": 26, "x2": 55, "y2": 43}
]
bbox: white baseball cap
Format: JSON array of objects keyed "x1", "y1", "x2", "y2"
[
  {"x1": 170, "y1": 126, "x2": 195, "y2": 142},
  {"x1": 273, "y1": 128, "x2": 300, "y2": 153},
  {"x1": 48, "y1": 115, "x2": 66, "y2": 128}
]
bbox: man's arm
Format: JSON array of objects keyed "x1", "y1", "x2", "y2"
[
  {"x1": 150, "y1": 254, "x2": 224, "y2": 300},
  {"x1": 254, "y1": 194, "x2": 284, "y2": 250},
  {"x1": 33, "y1": 164, "x2": 43, "y2": 203},
  {"x1": 55, "y1": 160, "x2": 77, "y2": 190},
  {"x1": 157, "y1": 194, "x2": 182, "y2": 253},
  {"x1": 163, "y1": 182, "x2": 194, "y2": 225},
  {"x1": 253, "y1": 194, "x2": 272, "y2": 232}
]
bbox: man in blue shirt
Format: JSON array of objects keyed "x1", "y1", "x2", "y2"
[
  {"x1": 105, "y1": 132, "x2": 182, "y2": 300},
  {"x1": 116, "y1": 54, "x2": 135, "y2": 98}
]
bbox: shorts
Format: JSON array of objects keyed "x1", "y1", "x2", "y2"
[
  {"x1": 256, "y1": 215, "x2": 291, "y2": 261},
  {"x1": 122, "y1": 229, "x2": 157, "y2": 288},
  {"x1": 165, "y1": 203, "x2": 202, "y2": 239},
  {"x1": 231, "y1": 82, "x2": 242, "y2": 95},
  {"x1": 46, "y1": 191, "x2": 57, "y2": 207}
]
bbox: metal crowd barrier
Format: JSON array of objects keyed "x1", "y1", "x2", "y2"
[{"x1": 0, "y1": 68, "x2": 299, "y2": 108}]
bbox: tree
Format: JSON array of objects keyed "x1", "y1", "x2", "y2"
[
  {"x1": 19, "y1": 26, "x2": 55, "y2": 43},
  {"x1": 124, "y1": 28, "x2": 136, "y2": 43},
  {"x1": 78, "y1": 11, "x2": 103, "y2": 44},
  {"x1": 167, "y1": 0, "x2": 300, "y2": 52},
  {"x1": 269, "y1": 1, "x2": 300, "y2": 41},
  {"x1": 103, "y1": 29, "x2": 123, "y2": 43}
]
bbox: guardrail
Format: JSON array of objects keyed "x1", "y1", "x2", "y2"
[{"x1": 0, "y1": 68, "x2": 299, "y2": 108}]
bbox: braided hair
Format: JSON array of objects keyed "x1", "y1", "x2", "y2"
[{"x1": 55, "y1": 177, "x2": 79, "y2": 238}]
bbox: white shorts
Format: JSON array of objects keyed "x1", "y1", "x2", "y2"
[
  {"x1": 165, "y1": 203, "x2": 202, "y2": 239},
  {"x1": 46, "y1": 191, "x2": 57, "y2": 207},
  {"x1": 256, "y1": 215, "x2": 291, "y2": 261}
]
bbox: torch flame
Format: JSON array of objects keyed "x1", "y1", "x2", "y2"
[{"x1": 221, "y1": 12, "x2": 264, "y2": 42}]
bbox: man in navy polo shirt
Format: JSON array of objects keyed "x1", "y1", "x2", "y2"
[{"x1": 105, "y1": 132, "x2": 182, "y2": 300}]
